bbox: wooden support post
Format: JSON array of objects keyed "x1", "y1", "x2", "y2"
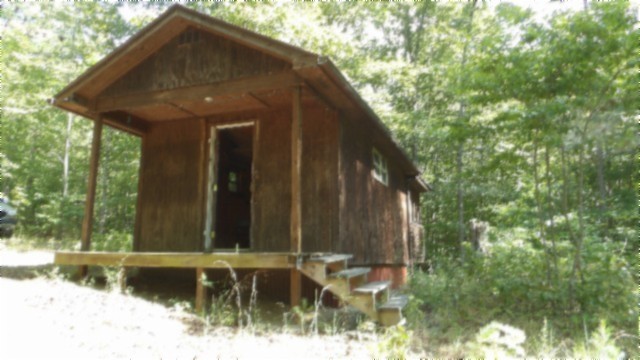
[
  {"x1": 204, "y1": 125, "x2": 217, "y2": 252},
  {"x1": 290, "y1": 268, "x2": 301, "y2": 308},
  {"x1": 133, "y1": 135, "x2": 145, "y2": 252},
  {"x1": 195, "y1": 267, "x2": 205, "y2": 313},
  {"x1": 291, "y1": 86, "x2": 302, "y2": 253},
  {"x1": 79, "y1": 115, "x2": 103, "y2": 277},
  {"x1": 290, "y1": 86, "x2": 303, "y2": 307}
]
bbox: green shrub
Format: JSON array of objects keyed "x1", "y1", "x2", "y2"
[
  {"x1": 92, "y1": 231, "x2": 132, "y2": 252},
  {"x1": 408, "y1": 231, "x2": 636, "y2": 355}
]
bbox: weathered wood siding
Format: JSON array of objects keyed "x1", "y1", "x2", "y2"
[
  {"x1": 338, "y1": 116, "x2": 409, "y2": 265},
  {"x1": 250, "y1": 110, "x2": 291, "y2": 251},
  {"x1": 137, "y1": 119, "x2": 205, "y2": 251},
  {"x1": 102, "y1": 27, "x2": 291, "y2": 97},
  {"x1": 300, "y1": 105, "x2": 339, "y2": 253}
]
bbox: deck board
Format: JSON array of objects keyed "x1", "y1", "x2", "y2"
[{"x1": 54, "y1": 251, "x2": 295, "y2": 269}]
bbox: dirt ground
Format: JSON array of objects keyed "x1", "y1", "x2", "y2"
[{"x1": 0, "y1": 249, "x2": 419, "y2": 359}]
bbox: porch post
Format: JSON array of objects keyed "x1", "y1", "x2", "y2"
[
  {"x1": 79, "y1": 115, "x2": 103, "y2": 277},
  {"x1": 290, "y1": 86, "x2": 303, "y2": 306},
  {"x1": 195, "y1": 267, "x2": 206, "y2": 313}
]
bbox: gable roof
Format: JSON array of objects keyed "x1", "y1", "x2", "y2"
[{"x1": 52, "y1": 4, "x2": 428, "y2": 190}]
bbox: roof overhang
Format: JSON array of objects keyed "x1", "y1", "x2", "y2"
[{"x1": 52, "y1": 4, "x2": 426, "y2": 181}]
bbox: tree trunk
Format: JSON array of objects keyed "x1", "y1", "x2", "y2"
[
  {"x1": 57, "y1": 113, "x2": 74, "y2": 240},
  {"x1": 456, "y1": 140, "x2": 465, "y2": 258},
  {"x1": 544, "y1": 144, "x2": 559, "y2": 279},
  {"x1": 532, "y1": 134, "x2": 551, "y2": 285},
  {"x1": 62, "y1": 113, "x2": 73, "y2": 198},
  {"x1": 569, "y1": 145, "x2": 586, "y2": 312},
  {"x1": 560, "y1": 144, "x2": 579, "y2": 307},
  {"x1": 595, "y1": 143, "x2": 608, "y2": 237}
]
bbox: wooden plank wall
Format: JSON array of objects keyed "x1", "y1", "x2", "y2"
[
  {"x1": 102, "y1": 27, "x2": 291, "y2": 97},
  {"x1": 249, "y1": 109, "x2": 291, "y2": 252},
  {"x1": 137, "y1": 119, "x2": 205, "y2": 251},
  {"x1": 338, "y1": 115, "x2": 409, "y2": 265},
  {"x1": 300, "y1": 105, "x2": 339, "y2": 253}
]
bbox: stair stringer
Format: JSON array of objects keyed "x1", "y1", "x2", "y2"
[{"x1": 299, "y1": 255, "x2": 388, "y2": 322}]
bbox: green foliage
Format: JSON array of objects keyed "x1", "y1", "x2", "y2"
[
  {"x1": 409, "y1": 231, "x2": 636, "y2": 355},
  {"x1": 2, "y1": 2, "x2": 637, "y2": 356},
  {"x1": 570, "y1": 320, "x2": 624, "y2": 359},
  {"x1": 201, "y1": 272, "x2": 240, "y2": 327},
  {"x1": 207, "y1": 287, "x2": 239, "y2": 327},
  {"x1": 376, "y1": 325, "x2": 412, "y2": 359},
  {"x1": 102, "y1": 266, "x2": 129, "y2": 294},
  {"x1": 92, "y1": 231, "x2": 133, "y2": 252},
  {"x1": 2, "y1": 2, "x2": 139, "y2": 243}
]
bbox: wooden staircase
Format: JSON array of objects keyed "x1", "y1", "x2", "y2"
[{"x1": 299, "y1": 254, "x2": 409, "y2": 326}]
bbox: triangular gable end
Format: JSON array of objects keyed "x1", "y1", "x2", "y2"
[
  {"x1": 101, "y1": 27, "x2": 293, "y2": 98},
  {"x1": 54, "y1": 5, "x2": 317, "y2": 104}
]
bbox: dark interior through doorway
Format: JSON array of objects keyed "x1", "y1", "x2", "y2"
[{"x1": 214, "y1": 125, "x2": 253, "y2": 249}]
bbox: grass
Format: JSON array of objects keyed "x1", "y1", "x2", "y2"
[{"x1": 1, "y1": 234, "x2": 79, "y2": 252}]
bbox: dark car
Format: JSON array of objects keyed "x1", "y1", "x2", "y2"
[{"x1": 0, "y1": 197, "x2": 17, "y2": 238}]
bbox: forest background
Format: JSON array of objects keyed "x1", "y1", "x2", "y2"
[{"x1": 1, "y1": 1, "x2": 637, "y2": 357}]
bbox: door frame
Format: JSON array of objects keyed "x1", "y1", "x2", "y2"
[{"x1": 203, "y1": 120, "x2": 257, "y2": 252}]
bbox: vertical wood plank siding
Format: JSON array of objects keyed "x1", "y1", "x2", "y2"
[
  {"x1": 137, "y1": 119, "x2": 205, "y2": 251},
  {"x1": 301, "y1": 106, "x2": 339, "y2": 253},
  {"x1": 339, "y1": 116, "x2": 409, "y2": 265},
  {"x1": 251, "y1": 110, "x2": 291, "y2": 251}
]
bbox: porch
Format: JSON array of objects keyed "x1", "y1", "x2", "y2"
[
  {"x1": 54, "y1": 251, "x2": 297, "y2": 313},
  {"x1": 54, "y1": 251, "x2": 408, "y2": 325}
]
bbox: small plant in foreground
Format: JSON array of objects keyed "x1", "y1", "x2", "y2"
[
  {"x1": 102, "y1": 266, "x2": 129, "y2": 294},
  {"x1": 376, "y1": 324, "x2": 412, "y2": 359},
  {"x1": 202, "y1": 271, "x2": 238, "y2": 327},
  {"x1": 570, "y1": 320, "x2": 624, "y2": 359},
  {"x1": 289, "y1": 298, "x2": 314, "y2": 334}
]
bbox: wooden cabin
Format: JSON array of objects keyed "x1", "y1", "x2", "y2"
[{"x1": 52, "y1": 5, "x2": 429, "y2": 325}]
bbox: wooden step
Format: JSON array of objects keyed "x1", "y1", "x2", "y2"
[
  {"x1": 328, "y1": 267, "x2": 370, "y2": 279},
  {"x1": 354, "y1": 281, "x2": 391, "y2": 295},
  {"x1": 378, "y1": 294, "x2": 409, "y2": 326},
  {"x1": 379, "y1": 294, "x2": 409, "y2": 310},
  {"x1": 350, "y1": 281, "x2": 392, "y2": 320},
  {"x1": 307, "y1": 254, "x2": 353, "y2": 264}
]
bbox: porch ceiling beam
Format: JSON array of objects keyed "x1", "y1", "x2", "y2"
[
  {"x1": 103, "y1": 112, "x2": 150, "y2": 136},
  {"x1": 93, "y1": 71, "x2": 302, "y2": 113}
]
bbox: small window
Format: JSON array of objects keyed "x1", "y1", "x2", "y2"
[
  {"x1": 228, "y1": 171, "x2": 238, "y2": 193},
  {"x1": 372, "y1": 148, "x2": 388, "y2": 185}
]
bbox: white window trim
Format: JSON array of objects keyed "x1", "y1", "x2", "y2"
[{"x1": 372, "y1": 147, "x2": 388, "y2": 186}]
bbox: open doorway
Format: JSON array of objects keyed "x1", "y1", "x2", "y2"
[{"x1": 212, "y1": 124, "x2": 254, "y2": 250}]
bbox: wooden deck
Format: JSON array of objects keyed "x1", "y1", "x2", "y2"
[
  {"x1": 53, "y1": 251, "x2": 408, "y2": 325},
  {"x1": 54, "y1": 251, "x2": 296, "y2": 269}
]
